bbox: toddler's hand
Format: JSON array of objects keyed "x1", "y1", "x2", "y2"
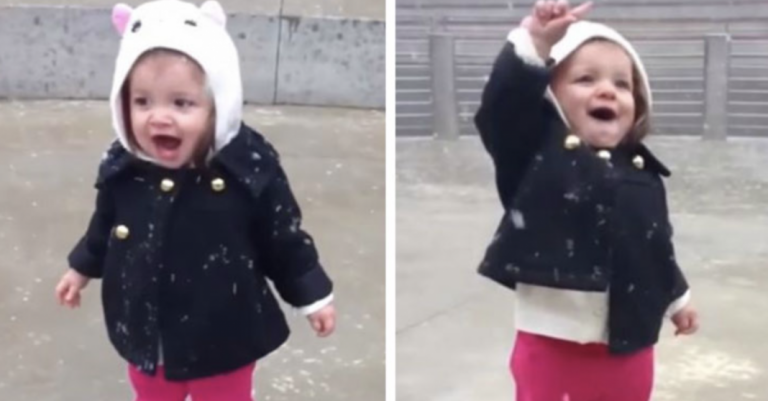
[
  {"x1": 671, "y1": 305, "x2": 699, "y2": 336},
  {"x1": 308, "y1": 304, "x2": 336, "y2": 338},
  {"x1": 55, "y1": 269, "x2": 90, "y2": 308},
  {"x1": 521, "y1": 0, "x2": 593, "y2": 59}
]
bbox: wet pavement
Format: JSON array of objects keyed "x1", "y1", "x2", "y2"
[
  {"x1": 0, "y1": 0, "x2": 385, "y2": 19},
  {"x1": 0, "y1": 100, "x2": 384, "y2": 400},
  {"x1": 397, "y1": 135, "x2": 768, "y2": 401}
]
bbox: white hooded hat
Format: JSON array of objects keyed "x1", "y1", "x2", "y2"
[
  {"x1": 509, "y1": 20, "x2": 652, "y2": 129},
  {"x1": 109, "y1": 0, "x2": 243, "y2": 163}
]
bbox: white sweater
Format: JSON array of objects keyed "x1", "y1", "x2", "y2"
[{"x1": 515, "y1": 284, "x2": 690, "y2": 343}]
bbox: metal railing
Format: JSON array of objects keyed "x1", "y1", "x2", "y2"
[
  {"x1": 396, "y1": 0, "x2": 768, "y2": 140},
  {"x1": 425, "y1": 32, "x2": 735, "y2": 140}
]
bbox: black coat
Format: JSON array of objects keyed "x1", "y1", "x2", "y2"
[
  {"x1": 68, "y1": 124, "x2": 333, "y2": 380},
  {"x1": 474, "y1": 42, "x2": 688, "y2": 354}
]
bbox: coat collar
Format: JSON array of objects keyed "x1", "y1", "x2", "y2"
[
  {"x1": 96, "y1": 124, "x2": 280, "y2": 198},
  {"x1": 214, "y1": 123, "x2": 280, "y2": 198},
  {"x1": 620, "y1": 142, "x2": 672, "y2": 177}
]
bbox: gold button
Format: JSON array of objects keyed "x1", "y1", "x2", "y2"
[
  {"x1": 633, "y1": 155, "x2": 645, "y2": 169},
  {"x1": 114, "y1": 225, "x2": 130, "y2": 240},
  {"x1": 597, "y1": 150, "x2": 611, "y2": 161},
  {"x1": 564, "y1": 135, "x2": 581, "y2": 150},
  {"x1": 211, "y1": 178, "x2": 226, "y2": 192},
  {"x1": 160, "y1": 179, "x2": 175, "y2": 192}
]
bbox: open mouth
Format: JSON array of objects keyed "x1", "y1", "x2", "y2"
[
  {"x1": 588, "y1": 107, "x2": 617, "y2": 122},
  {"x1": 151, "y1": 134, "x2": 182, "y2": 161},
  {"x1": 152, "y1": 134, "x2": 182, "y2": 150}
]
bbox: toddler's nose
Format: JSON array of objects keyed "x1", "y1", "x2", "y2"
[
  {"x1": 596, "y1": 82, "x2": 617, "y2": 99},
  {"x1": 148, "y1": 109, "x2": 173, "y2": 127}
]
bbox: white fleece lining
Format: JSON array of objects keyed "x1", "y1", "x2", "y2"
[{"x1": 507, "y1": 28, "x2": 546, "y2": 67}]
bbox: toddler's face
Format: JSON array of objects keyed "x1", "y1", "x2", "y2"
[
  {"x1": 126, "y1": 52, "x2": 214, "y2": 168},
  {"x1": 551, "y1": 40, "x2": 637, "y2": 148}
]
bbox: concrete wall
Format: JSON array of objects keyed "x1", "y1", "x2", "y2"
[
  {"x1": 0, "y1": 0, "x2": 384, "y2": 19},
  {"x1": 276, "y1": 16, "x2": 384, "y2": 107},
  {"x1": 0, "y1": 6, "x2": 385, "y2": 108}
]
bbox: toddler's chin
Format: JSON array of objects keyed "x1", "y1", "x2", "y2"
[
  {"x1": 581, "y1": 130, "x2": 625, "y2": 149},
  {"x1": 147, "y1": 150, "x2": 189, "y2": 169}
]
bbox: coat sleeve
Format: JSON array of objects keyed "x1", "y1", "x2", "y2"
[
  {"x1": 475, "y1": 27, "x2": 554, "y2": 209},
  {"x1": 664, "y1": 241, "x2": 690, "y2": 318},
  {"x1": 662, "y1": 182, "x2": 690, "y2": 316},
  {"x1": 253, "y1": 164, "x2": 334, "y2": 308},
  {"x1": 67, "y1": 187, "x2": 115, "y2": 279},
  {"x1": 667, "y1": 233, "x2": 690, "y2": 313}
]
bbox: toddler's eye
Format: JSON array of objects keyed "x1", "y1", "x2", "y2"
[
  {"x1": 576, "y1": 75, "x2": 594, "y2": 83},
  {"x1": 174, "y1": 99, "x2": 193, "y2": 108},
  {"x1": 616, "y1": 80, "x2": 631, "y2": 90},
  {"x1": 133, "y1": 97, "x2": 148, "y2": 106}
]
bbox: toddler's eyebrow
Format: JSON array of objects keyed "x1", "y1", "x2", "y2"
[
  {"x1": 128, "y1": 88, "x2": 149, "y2": 97},
  {"x1": 169, "y1": 91, "x2": 200, "y2": 98}
]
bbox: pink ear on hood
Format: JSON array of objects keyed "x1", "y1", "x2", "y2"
[
  {"x1": 200, "y1": 1, "x2": 226, "y2": 28},
  {"x1": 112, "y1": 3, "x2": 133, "y2": 36}
]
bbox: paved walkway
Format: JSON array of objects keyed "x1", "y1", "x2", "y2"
[{"x1": 397, "y1": 135, "x2": 768, "y2": 401}]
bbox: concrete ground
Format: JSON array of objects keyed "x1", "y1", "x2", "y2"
[
  {"x1": 0, "y1": 101, "x2": 384, "y2": 401},
  {"x1": 0, "y1": 0, "x2": 385, "y2": 19},
  {"x1": 397, "y1": 135, "x2": 768, "y2": 401}
]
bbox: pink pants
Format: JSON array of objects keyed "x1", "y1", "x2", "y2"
[
  {"x1": 511, "y1": 331, "x2": 654, "y2": 401},
  {"x1": 128, "y1": 363, "x2": 256, "y2": 401}
]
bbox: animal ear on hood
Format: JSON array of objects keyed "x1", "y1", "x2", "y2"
[
  {"x1": 111, "y1": 3, "x2": 134, "y2": 36},
  {"x1": 200, "y1": 1, "x2": 226, "y2": 28}
]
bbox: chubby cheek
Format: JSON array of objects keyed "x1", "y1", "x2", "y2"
[
  {"x1": 565, "y1": 102, "x2": 590, "y2": 131},
  {"x1": 129, "y1": 112, "x2": 143, "y2": 135},
  {"x1": 186, "y1": 115, "x2": 211, "y2": 138},
  {"x1": 557, "y1": 89, "x2": 589, "y2": 126},
  {"x1": 180, "y1": 115, "x2": 215, "y2": 153},
  {"x1": 128, "y1": 111, "x2": 151, "y2": 147},
  {"x1": 620, "y1": 97, "x2": 636, "y2": 132}
]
